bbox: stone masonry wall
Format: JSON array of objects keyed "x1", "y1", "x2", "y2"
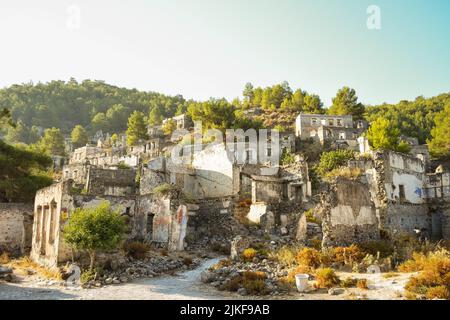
[
  {"x1": 321, "y1": 178, "x2": 380, "y2": 247},
  {"x1": 0, "y1": 203, "x2": 34, "y2": 255}
]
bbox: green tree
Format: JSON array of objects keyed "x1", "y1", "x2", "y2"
[
  {"x1": 162, "y1": 118, "x2": 177, "y2": 136},
  {"x1": 91, "y1": 112, "x2": 108, "y2": 132},
  {"x1": 317, "y1": 149, "x2": 355, "y2": 176},
  {"x1": 428, "y1": 105, "x2": 450, "y2": 159},
  {"x1": 243, "y1": 82, "x2": 255, "y2": 106},
  {"x1": 36, "y1": 127, "x2": 66, "y2": 156},
  {"x1": 187, "y1": 98, "x2": 235, "y2": 131},
  {"x1": 126, "y1": 111, "x2": 148, "y2": 146},
  {"x1": 63, "y1": 202, "x2": 126, "y2": 271},
  {"x1": 0, "y1": 110, "x2": 52, "y2": 202},
  {"x1": 304, "y1": 94, "x2": 324, "y2": 114},
  {"x1": 328, "y1": 87, "x2": 365, "y2": 120},
  {"x1": 106, "y1": 104, "x2": 129, "y2": 132},
  {"x1": 5, "y1": 120, "x2": 40, "y2": 144},
  {"x1": 0, "y1": 141, "x2": 53, "y2": 202},
  {"x1": 366, "y1": 118, "x2": 411, "y2": 153},
  {"x1": 71, "y1": 125, "x2": 89, "y2": 148},
  {"x1": 110, "y1": 133, "x2": 118, "y2": 146},
  {"x1": 148, "y1": 105, "x2": 164, "y2": 126}
]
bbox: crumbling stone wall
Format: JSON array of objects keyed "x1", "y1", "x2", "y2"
[
  {"x1": 86, "y1": 167, "x2": 137, "y2": 196},
  {"x1": 184, "y1": 197, "x2": 243, "y2": 249},
  {"x1": 441, "y1": 205, "x2": 450, "y2": 240},
  {"x1": 321, "y1": 178, "x2": 380, "y2": 247},
  {"x1": 0, "y1": 203, "x2": 34, "y2": 255}
]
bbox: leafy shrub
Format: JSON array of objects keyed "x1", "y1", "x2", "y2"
[
  {"x1": 324, "y1": 167, "x2": 362, "y2": 180},
  {"x1": 425, "y1": 286, "x2": 450, "y2": 300},
  {"x1": 210, "y1": 243, "x2": 231, "y2": 255},
  {"x1": 63, "y1": 201, "x2": 126, "y2": 271},
  {"x1": 356, "y1": 279, "x2": 369, "y2": 290},
  {"x1": 270, "y1": 246, "x2": 301, "y2": 267},
  {"x1": 296, "y1": 248, "x2": 324, "y2": 269},
  {"x1": 212, "y1": 258, "x2": 233, "y2": 270},
  {"x1": 402, "y1": 249, "x2": 450, "y2": 299},
  {"x1": 122, "y1": 241, "x2": 149, "y2": 260},
  {"x1": 310, "y1": 239, "x2": 322, "y2": 250},
  {"x1": 315, "y1": 268, "x2": 340, "y2": 289},
  {"x1": 242, "y1": 271, "x2": 268, "y2": 295},
  {"x1": 117, "y1": 162, "x2": 130, "y2": 169},
  {"x1": 242, "y1": 248, "x2": 257, "y2": 262},
  {"x1": 80, "y1": 270, "x2": 96, "y2": 284},
  {"x1": 221, "y1": 271, "x2": 268, "y2": 295},
  {"x1": 221, "y1": 276, "x2": 241, "y2": 292},
  {"x1": 152, "y1": 183, "x2": 174, "y2": 195},
  {"x1": 341, "y1": 277, "x2": 357, "y2": 288},
  {"x1": 332, "y1": 245, "x2": 366, "y2": 265},
  {"x1": 317, "y1": 149, "x2": 355, "y2": 176},
  {"x1": 304, "y1": 209, "x2": 319, "y2": 224},
  {"x1": 281, "y1": 149, "x2": 295, "y2": 165},
  {"x1": 182, "y1": 257, "x2": 193, "y2": 266}
]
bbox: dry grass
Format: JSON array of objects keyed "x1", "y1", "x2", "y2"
[
  {"x1": 383, "y1": 272, "x2": 399, "y2": 279},
  {"x1": 210, "y1": 243, "x2": 231, "y2": 255},
  {"x1": 0, "y1": 252, "x2": 11, "y2": 264},
  {"x1": 296, "y1": 248, "x2": 325, "y2": 269},
  {"x1": 8, "y1": 257, "x2": 62, "y2": 280},
  {"x1": 325, "y1": 167, "x2": 363, "y2": 181},
  {"x1": 270, "y1": 245, "x2": 302, "y2": 267},
  {"x1": 212, "y1": 258, "x2": 233, "y2": 270},
  {"x1": 182, "y1": 257, "x2": 193, "y2": 266},
  {"x1": 341, "y1": 277, "x2": 357, "y2": 288},
  {"x1": 221, "y1": 271, "x2": 268, "y2": 295},
  {"x1": 242, "y1": 248, "x2": 257, "y2": 262},
  {"x1": 331, "y1": 245, "x2": 366, "y2": 265},
  {"x1": 242, "y1": 271, "x2": 268, "y2": 295},
  {"x1": 314, "y1": 268, "x2": 340, "y2": 289},
  {"x1": 356, "y1": 279, "x2": 369, "y2": 290},
  {"x1": 122, "y1": 241, "x2": 149, "y2": 260},
  {"x1": 425, "y1": 286, "x2": 450, "y2": 300},
  {"x1": 401, "y1": 249, "x2": 450, "y2": 300}
]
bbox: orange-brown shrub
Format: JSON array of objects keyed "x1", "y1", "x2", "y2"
[{"x1": 314, "y1": 268, "x2": 340, "y2": 289}]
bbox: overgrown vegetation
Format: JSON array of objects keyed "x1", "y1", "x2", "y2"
[
  {"x1": 316, "y1": 149, "x2": 355, "y2": 177},
  {"x1": 122, "y1": 241, "x2": 149, "y2": 260},
  {"x1": 399, "y1": 249, "x2": 450, "y2": 300},
  {"x1": 314, "y1": 268, "x2": 340, "y2": 289},
  {"x1": 63, "y1": 201, "x2": 126, "y2": 270},
  {"x1": 221, "y1": 271, "x2": 268, "y2": 295},
  {"x1": 8, "y1": 257, "x2": 62, "y2": 280}
]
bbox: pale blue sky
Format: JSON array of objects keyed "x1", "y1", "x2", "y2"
[{"x1": 0, "y1": 0, "x2": 449, "y2": 106}]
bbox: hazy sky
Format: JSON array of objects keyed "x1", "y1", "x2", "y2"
[{"x1": 0, "y1": 0, "x2": 449, "y2": 106}]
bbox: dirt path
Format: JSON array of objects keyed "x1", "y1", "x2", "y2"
[
  {"x1": 0, "y1": 258, "x2": 411, "y2": 300},
  {"x1": 0, "y1": 257, "x2": 234, "y2": 300}
]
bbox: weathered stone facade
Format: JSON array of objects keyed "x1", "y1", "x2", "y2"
[
  {"x1": 85, "y1": 167, "x2": 137, "y2": 196},
  {"x1": 295, "y1": 113, "x2": 367, "y2": 147},
  {"x1": 0, "y1": 203, "x2": 34, "y2": 255},
  {"x1": 320, "y1": 178, "x2": 380, "y2": 247},
  {"x1": 320, "y1": 151, "x2": 449, "y2": 246}
]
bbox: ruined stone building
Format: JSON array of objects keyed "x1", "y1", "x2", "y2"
[
  {"x1": 319, "y1": 150, "x2": 450, "y2": 247},
  {"x1": 0, "y1": 203, "x2": 34, "y2": 256},
  {"x1": 162, "y1": 114, "x2": 193, "y2": 131},
  {"x1": 295, "y1": 114, "x2": 367, "y2": 149}
]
